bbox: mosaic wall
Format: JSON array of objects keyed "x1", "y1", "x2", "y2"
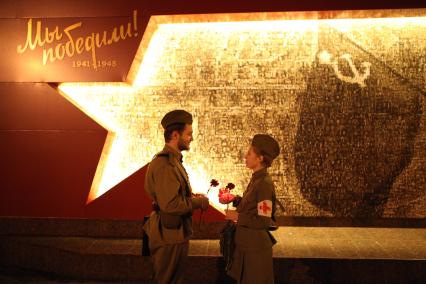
[
  {"x1": 138, "y1": 18, "x2": 426, "y2": 218},
  {"x1": 64, "y1": 16, "x2": 426, "y2": 218}
]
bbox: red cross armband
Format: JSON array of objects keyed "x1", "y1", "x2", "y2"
[{"x1": 257, "y1": 200, "x2": 273, "y2": 217}]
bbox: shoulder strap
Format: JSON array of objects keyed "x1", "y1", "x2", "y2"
[
  {"x1": 174, "y1": 160, "x2": 193, "y2": 195},
  {"x1": 271, "y1": 191, "x2": 285, "y2": 222},
  {"x1": 154, "y1": 151, "x2": 192, "y2": 195}
]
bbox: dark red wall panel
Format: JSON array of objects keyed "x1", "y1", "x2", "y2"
[
  {"x1": 0, "y1": 83, "x2": 107, "y2": 218},
  {"x1": 0, "y1": 83, "x2": 224, "y2": 220}
]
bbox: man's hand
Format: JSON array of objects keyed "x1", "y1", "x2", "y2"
[
  {"x1": 192, "y1": 195, "x2": 209, "y2": 211},
  {"x1": 225, "y1": 209, "x2": 239, "y2": 222}
]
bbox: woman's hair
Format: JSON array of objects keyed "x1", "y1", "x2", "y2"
[
  {"x1": 251, "y1": 145, "x2": 273, "y2": 168},
  {"x1": 164, "y1": 123, "x2": 186, "y2": 142}
]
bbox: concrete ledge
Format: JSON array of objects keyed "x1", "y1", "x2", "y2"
[
  {"x1": 0, "y1": 237, "x2": 152, "y2": 281},
  {"x1": 0, "y1": 217, "x2": 224, "y2": 239},
  {"x1": 2, "y1": 217, "x2": 425, "y2": 240},
  {"x1": 1, "y1": 235, "x2": 426, "y2": 283},
  {"x1": 277, "y1": 216, "x2": 426, "y2": 228}
]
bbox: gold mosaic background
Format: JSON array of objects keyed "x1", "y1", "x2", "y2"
[
  {"x1": 140, "y1": 18, "x2": 426, "y2": 218},
  {"x1": 62, "y1": 15, "x2": 426, "y2": 218}
]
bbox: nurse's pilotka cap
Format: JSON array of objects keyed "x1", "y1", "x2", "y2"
[
  {"x1": 251, "y1": 134, "x2": 280, "y2": 160},
  {"x1": 161, "y1": 110, "x2": 193, "y2": 129}
]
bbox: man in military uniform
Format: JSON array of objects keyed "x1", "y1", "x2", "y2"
[{"x1": 143, "y1": 110, "x2": 209, "y2": 284}]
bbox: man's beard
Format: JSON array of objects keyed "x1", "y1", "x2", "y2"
[{"x1": 178, "y1": 138, "x2": 189, "y2": 151}]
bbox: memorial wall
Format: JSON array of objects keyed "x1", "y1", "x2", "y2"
[{"x1": 0, "y1": 1, "x2": 424, "y2": 220}]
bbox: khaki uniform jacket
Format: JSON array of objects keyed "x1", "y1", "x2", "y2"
[
  {"x1": 143, "y1": 145, "x2": 195, "y2": 250},
  {"x1": 234, "y1": 168, "x2": 277, "y2": 250},
  {"x1": 228, "y1": 168, "x2": 277, "y2": 283}
]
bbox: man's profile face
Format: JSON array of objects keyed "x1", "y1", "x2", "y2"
[{"x1": 177, "y1": 124, "x2": 193, "y2": 151}]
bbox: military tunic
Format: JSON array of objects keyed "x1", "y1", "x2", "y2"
[
  {"x1": 143, "y1": 145, "x2": 195, "y2": 284},
  {"x1": 228, "y1": 168, "x2": 277, "y2": 284}
]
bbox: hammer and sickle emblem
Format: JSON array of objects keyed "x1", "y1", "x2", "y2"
[{"x1": 317, "y1": 50, "x2": 371, "y2": 88}]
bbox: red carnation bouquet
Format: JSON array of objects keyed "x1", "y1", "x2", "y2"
[{"x1": 218, "y1": 183, "x2": 236, "y2": 209}]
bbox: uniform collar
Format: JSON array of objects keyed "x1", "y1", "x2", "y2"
[
  {"x1": 163, "y1": 144, "x2": 183, "y2": 163},
  {"x1": 251, "y1": 167, "x2": 268, "y2": 180}
]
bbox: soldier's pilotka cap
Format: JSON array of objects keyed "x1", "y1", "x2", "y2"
[
  {"x1": 161, "y1": 110, "x2": 193, "y2": 129},
  {"x1": 251, "y1": 134, "x2": 280, "y2": 160}
]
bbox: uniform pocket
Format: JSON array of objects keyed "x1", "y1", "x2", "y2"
[{"x1": 159, "y1": 213, "x2": 182, "y2": 229}]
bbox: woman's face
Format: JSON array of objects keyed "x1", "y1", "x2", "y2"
[{"x1": 245, "y1": 146, "x2": 263, "y2": 170}]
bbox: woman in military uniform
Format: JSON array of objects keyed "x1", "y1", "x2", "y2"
[{"x1": 225, "y1": 134, "x2": 280, "y2": 284}]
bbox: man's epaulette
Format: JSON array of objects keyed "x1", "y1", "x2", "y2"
[{"x1": 154, "y1": 151, "x2": 174, "y2": 165}]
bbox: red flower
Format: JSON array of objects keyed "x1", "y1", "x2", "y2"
[
  {"x1": 216, "y1": 181, "x2": 236, "y2": 205},
  {"x1": 210, "y1": 179, "x2": 219, "y2": 187},
  {"x1": 226, "y1": 183, "x2": 235, "y2": 190},
  {"x1": 219, "y1": 191, "x2": 235, "y2": 204}
]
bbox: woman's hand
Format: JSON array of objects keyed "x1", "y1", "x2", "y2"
[{"x1": 225, "y1": 209, "x2": 239, "y2": 222}]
